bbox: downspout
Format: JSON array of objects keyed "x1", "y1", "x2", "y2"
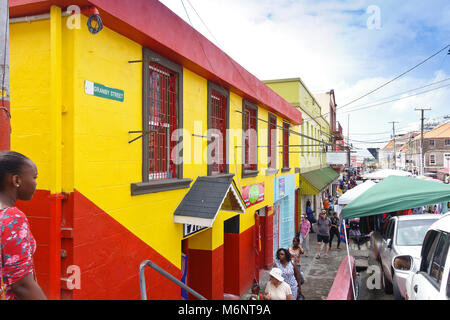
[
  {"x1": 49, "y1": 5, "x2": 63, "y2": 300},
  {"x1": 0, "y1": 0, "x2": 10, "y2": 151}
]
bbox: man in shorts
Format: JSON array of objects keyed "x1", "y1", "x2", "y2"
[{"x1": 316, "y1": 210, "x2": 331, "y2": 259}]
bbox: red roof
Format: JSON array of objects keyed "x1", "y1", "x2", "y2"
[
  {"x1": 10, "y1": 0, "x2": 302, "y2": 125},
  {"x1": 439, "y1": 168, "x2": 449, "y2": 174}
]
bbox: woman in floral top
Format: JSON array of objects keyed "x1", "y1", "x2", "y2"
[{"x1": 0, "y1": 151, "x2": 46, "y2": 300}]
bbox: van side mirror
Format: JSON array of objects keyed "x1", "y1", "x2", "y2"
[
  {"x1": 387, "y1": 239, "x2": 393, "y2": 249},
  {"x1": 392, "y1": 255, "x2": 413, "y2": 272}
]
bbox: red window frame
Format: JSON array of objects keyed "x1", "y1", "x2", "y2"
[
  {"x1": 283, "y1": 122, "x2": 290, "y2": 169},
  {"x1": 243, "y1": 104, "x2": 257, "y2": 171},
  {"x1": 268, "y1": 114, "x2": 277, "y2": 169},
  {"x1": 210, "y1": 90, "x2": 227, "y2": 175},
  {"x1": 147, "y1": 62, "x2": 178, "y2": 181}
]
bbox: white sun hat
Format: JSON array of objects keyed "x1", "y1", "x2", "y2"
[{"x1": 269, "y1": 268, "x2": 284, "y2": 282}]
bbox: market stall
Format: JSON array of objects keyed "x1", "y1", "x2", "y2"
[
  {"x1": 340, "y1": 175, "x2": 450, "y2": 298},
  {"x1": 362, "y1": 169, "x2": 412, "y2": 180}
]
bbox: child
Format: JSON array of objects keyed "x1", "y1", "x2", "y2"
[{"x1": 249, "y1": 283, "x2": 263, "y2": 300}]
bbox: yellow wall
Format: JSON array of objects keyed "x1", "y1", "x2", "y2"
[
  {"x1": 10, "y1": 19, "x2": 52, "y2": 190},
  {"x1": 10, "y1": 13, "x2": 301, "y2": 268}
]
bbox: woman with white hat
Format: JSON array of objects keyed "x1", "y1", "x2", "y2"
[{"x1": 264, "y1": 268, "x2": 292, "y2": 300}]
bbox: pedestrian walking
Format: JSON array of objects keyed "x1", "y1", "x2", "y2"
[
  {"x1": 0, "y1": 151, "x2": 47, "y2": 300},
  {"x1": 298, "y1": 215, "x2": 310, "y2": 257},
  {"x1": 289, "y1": 237, "x2": 305, "y2": 284},
  {"x1": 315, "y1": 210, "x2": 331, "y2": 259},
  {"x1": 305, "y1": 200, "x2": 316, "y2": 233},
  {"x1": 264, "y1": 268, "x2": 292, "y2": 300},
  {"x1": 273, "y1": 248, "x2": 302, "y2": 300},
  {"x1": 329, "y1": 212, "x2": 341, "y2": 250}
]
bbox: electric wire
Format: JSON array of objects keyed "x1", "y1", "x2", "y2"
[
  {"x1": 338, "y1": 44, "x2": 450, "y2": 109},
  {"x1": 338, "y1": 82, "x2": 450, "y2": 116},
  {"x1": 302, "y1": 46, "x2": 450, "y2": 122}
]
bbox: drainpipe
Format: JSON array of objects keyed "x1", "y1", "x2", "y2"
[
  {"x1": 48, "y1": 5, "x2": 63, "y2": 300},
  {"x1": 0, "y1": 0, "x2": 10, "y2": 151}
]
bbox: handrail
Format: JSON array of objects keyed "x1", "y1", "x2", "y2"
[{"x1": 139, "y1": 260, "x2": 207, "y2": 300}]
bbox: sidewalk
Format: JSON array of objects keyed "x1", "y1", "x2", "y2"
[{"x1": 240, "y1": 230, "x2": 349, "y2": 300}]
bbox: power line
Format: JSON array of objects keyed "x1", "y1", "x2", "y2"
[
  {"x1": 337, "y1": 82, "x2": 450, "y2": 116},
  {"x1": 345, "y1": 77, "x2": 450, "y2": 110},
  {"x1": 339, "y1": 44, "x2": 450, "y2": 109},
  {"x1": 302, "y1": 46, "x2": 450, "y2": 122}
]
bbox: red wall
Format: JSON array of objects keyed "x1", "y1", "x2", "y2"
[
  {"x1": 0, "y1": 100, "x2": 10, "y2": 151},
  {"x1": 17, "y1": 189, "x2": 182, "y2": 300},
  {"x1": 16, "y1": 190, "x2": 52, "y2": 297},
  {"x1": 224, "y1": 233, "x2": 239, "y2": 295},
  {"x1": 70, "y1": 191, "x2": 180, "y2": 300},
  {"x1": 187, "y1": 246, "x2": 224, "y2": 300}
]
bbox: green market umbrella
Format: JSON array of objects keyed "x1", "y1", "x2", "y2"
[{"x1": 342, "y1": 175, "x2": 450, "y2": 219}]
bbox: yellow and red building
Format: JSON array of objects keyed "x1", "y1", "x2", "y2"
[{"x1": 7, "y1": 0, "x2": 304, "y2": 300}]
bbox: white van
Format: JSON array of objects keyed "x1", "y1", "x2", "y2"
[{"x1": 392, "y1": 212, "x2": 450, "y2": 300}]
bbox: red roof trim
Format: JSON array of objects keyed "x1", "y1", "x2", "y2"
[{"x1": 10, "y1": 0, "x2": 302, "y2": 124}]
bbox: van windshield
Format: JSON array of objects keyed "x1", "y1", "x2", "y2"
[{"x1": 396, "y1": 219, "x2": 438, "y2": 246}]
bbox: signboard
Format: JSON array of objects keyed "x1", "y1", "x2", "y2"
[
  {"x1": 183, "y1": 224, "x2": 207, "y2": 239},
  {"x1": 326, "y1": 152, "x2": 348, "y2": 165},
  {"x1": 242, "y1": 182, "x2": 265, "y2": 207},
  {"x1": 85, "y1": 80, "x2": 124, "y2": 102},
  {"x1": 279, "y1": 178, "x2": 285, "y2": 198}
]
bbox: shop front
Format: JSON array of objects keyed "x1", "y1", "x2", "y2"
[{"x1": 272, "y1": 174, "x2": 296, "y2": 258}]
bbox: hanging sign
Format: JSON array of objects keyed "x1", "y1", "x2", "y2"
[
  {"x1": 242, "y1": 182, "x2": 265, "y2": 208},
  {"x1": 85, "y1": 80, "x2": 124, "y2": 102},
  {"x1": 183, "y1": 224, "x2": 208, "y2": 239}
]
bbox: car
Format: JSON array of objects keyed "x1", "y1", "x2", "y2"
[
  {"x1": 393, "y1": 213, "x2": 450, "y2": 300},
  {"x1": 379, "y1": 214, "x2": 440, "y2": 299}
]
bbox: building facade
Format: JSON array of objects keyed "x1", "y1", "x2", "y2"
[
  {"x1": 9, "y1": 0, "x2": 304, "y2": 300},
  {"x1": 409, "y1": 124, "x2": 450, "y2": 175},
  {"x1": 263, "y1": 79, "x2": 337, "y2": 228}
]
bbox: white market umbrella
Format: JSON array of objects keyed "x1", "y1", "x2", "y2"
[
  {"x1": 363, "y1": 169, "x2": 412, "y2": 180},
  {"x1": 338, "y1": 180, "x2": 377, "y2": 206}
]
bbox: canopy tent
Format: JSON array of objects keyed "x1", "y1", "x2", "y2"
[
  {"x1": 362, "y1": 169, "x2": 412, "y2": 180},
  {"x1": 338, "y1": 180, "x2": 376, "y2": 206},
  {"x1": 342, "y1": 176, "x2": 450, "y2": 219}
]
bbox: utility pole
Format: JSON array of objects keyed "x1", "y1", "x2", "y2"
[
  {"x1": 389, "y1": 121, "x2": 399, "y2": 170},
  {"x1": 415, "y1": 108, "x2": 431, "y2": 176},
  {"x1": 347, "y1": 114, "x2": 351, "y2": 168}
]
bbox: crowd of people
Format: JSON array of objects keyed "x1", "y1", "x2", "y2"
[{"x1": 251, "y1": 174, "x2": 356, "y2": 300}]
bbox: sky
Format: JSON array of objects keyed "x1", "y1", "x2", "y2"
[{"x1": 159, "y1": 0, "x2": 450, "y2": 158}]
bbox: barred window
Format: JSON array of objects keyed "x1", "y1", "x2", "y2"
[
  {"x1": 243, "y1": 101, "x2": 258, "y2": 172},
  {"x1": 147, "y1": 63, "x2": 178, "y2": 181},
  {"x1": 268, "y1": 114, "x2": 277, "y2": 169},
  {"x1": 131, "y1": 48, "x2": 192, "y2": 196},
  {"x1": 208, "y1": 83, "x2": 229, "y2": 176}
]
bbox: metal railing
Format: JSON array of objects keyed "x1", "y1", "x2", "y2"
[{"x1": 139, "y1": 260, "x2": 207, "y2": 300}]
